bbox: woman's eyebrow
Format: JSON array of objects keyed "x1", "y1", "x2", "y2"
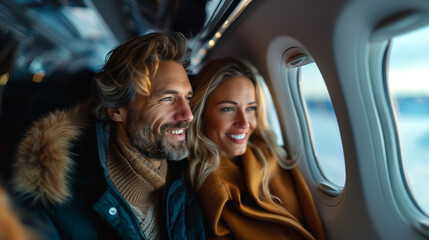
[{"x1": 216, "y1": 100, "x2": 237, "y2": 106}]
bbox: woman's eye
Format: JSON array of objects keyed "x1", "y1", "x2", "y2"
[
  {"x1": 221, "y1": 107, "x2": 233, "y2": 112},
  {"x1": 248, "y1": 106, "x2": 257, "y2": 111}
]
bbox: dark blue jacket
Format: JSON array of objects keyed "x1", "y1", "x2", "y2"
[{"x1": 12, "y1": 105, "x2": 205, "y2": 239}]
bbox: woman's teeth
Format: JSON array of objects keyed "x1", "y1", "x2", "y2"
[{"x1": 226, "y1": 133, "x2": 245, "y2": 140}]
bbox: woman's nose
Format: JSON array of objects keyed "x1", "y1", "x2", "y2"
[{"x1": 234, "y1": 110, "x2": 250, "y2": 129}]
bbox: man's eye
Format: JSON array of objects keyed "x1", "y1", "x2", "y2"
[
  {"x1": 186, "y1": 96, "x2": 192, "y2": 102},
  {"x1": 221, "y1": 107, "x2": 233, "y2": 112},
  {"x1": 160, "y1": 97, "x2": 173, "y2": 102}
]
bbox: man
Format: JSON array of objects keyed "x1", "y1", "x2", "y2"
[{"x1": 12, "y1": 32, "x2": 204, "y2": 239}]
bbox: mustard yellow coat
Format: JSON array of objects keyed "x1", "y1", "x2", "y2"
[{"x1": 198, "y1": 148, "x2": 325, "y2": 240}]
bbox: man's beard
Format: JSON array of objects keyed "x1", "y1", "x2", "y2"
[{"x1": 125, "y1": 110, "x2": 190, "y2": 161}]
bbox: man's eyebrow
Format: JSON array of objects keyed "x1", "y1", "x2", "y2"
[{"x1": 157, "y1": 90, "x2": 193, "y2": 95}]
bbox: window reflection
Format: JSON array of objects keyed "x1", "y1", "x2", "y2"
[{"x1": 387, "y1": 25, "x2": 429, "y2": 215}]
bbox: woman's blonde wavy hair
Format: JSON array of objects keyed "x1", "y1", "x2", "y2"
[
  {"x1": 188, "y1": 57, "x2": 296, "y2": 203},
  {"x1": 93, "y1": 32, "x2": 190, "y2": 132}
]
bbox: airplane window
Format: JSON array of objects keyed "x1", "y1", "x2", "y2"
[
  {"x1": 387, "y1": 25, "x2": 429, "y2": 215},
  {"x1": 299, "y1": 63, "x2": 346, "y2": 187}
]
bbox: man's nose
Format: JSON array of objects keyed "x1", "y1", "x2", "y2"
[
  {"x1": 174, "y1": 97, "x2": 194, "y2": 123},
  {"x1": 234, "y1": 110, "x2": 250, "y2": 129}
]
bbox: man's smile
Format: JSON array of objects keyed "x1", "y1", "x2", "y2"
[{"x1": 167, "y1": 129, "x2": 185, "y2": 135}]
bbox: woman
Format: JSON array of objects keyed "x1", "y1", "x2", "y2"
[{"x1": 188, "y1": 58, "x2": 325, "y2": 239}]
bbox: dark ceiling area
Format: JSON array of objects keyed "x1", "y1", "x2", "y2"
[{"x1": 0, "y1": 0, "x2": 247, "y2": 83}]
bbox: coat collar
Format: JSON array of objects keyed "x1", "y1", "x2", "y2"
[
  {"x1": 12, "y1": 104, "x2": 91, "y2": 205},
  {"x1": 198, "y1": 147, "x2": 318, "y2": 238}
]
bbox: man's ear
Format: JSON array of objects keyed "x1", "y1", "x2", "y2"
[{"x1": 107, "y1": 107, "x2": 127, "y2": 123}]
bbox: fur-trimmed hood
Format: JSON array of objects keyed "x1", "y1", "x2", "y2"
[{"x1": 12, "y1": 104, "x2": 92, "y2": 205}]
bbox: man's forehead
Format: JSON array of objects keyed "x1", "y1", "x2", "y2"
[{"x1": 150, "y1": 61, "x2": 192, "y2": 94}]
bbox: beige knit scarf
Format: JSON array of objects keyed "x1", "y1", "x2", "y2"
[{"x1": 107, "y1": 137, "x2": 168, "y2": 239}]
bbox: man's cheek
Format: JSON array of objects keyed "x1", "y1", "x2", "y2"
[{"x1": 152, "y1": 114, "x2": 170, "y2": 133}]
